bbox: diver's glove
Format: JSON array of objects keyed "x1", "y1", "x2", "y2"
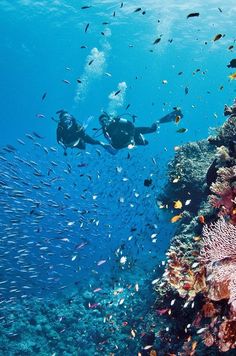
[{"x1": 151, "y1": 122, "x2": 158, "y2": 131}]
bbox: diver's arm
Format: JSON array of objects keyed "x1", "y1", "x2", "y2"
[
  {"x1": 84, "y1": 133, "x2": 117, "y2": 154},
  {"x1": 135, "y1": 124, "x2": 157, "y2": 135},
  {"x1": 84, "y1": 134, "x2": 103, "y2": 146}
]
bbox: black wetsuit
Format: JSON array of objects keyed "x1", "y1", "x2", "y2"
[
  {"x1": 57, "y1": 118, "x2": 100, "y2": 149},
  {"x1": 102, "y1": 117, "x2": 157, "y2": 149}
]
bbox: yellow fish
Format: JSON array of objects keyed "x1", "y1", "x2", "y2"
[
  {"x1": 173, "y1": 200, "x2": 183, "y2": 209},
  {"x1": 229, "y1": 72, "x2": 236, "y2": 80},
  {"x1": 175, "y1": 115, "x2": 181, "y2": 124}
]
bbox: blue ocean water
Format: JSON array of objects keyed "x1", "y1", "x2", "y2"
[{"x1": 0, "y1": 1, "x2": 236, "y2": 355}]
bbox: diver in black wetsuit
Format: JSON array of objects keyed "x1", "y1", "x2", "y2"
[
  {"x1": 56, "y1": 110, "x2": 115, "y2": 155},
  {"x1": 98, "y1": 108, "x2": 183, "y2": 150},
  {"x1": 98, "y1": 113, "x2": 157, "y2": 149}
]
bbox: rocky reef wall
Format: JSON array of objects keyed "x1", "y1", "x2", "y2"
[{"x1": 154, "y1": 99, "x2": 236, "y2": 355}]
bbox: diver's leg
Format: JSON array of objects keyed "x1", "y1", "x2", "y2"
[
  {"x1": 135, "y1": 123, "x2": 157, "y2": 135},
  {"x1": 134, "y1": 132, "x2": 148, "y2": 146},
  {"x1": 75, "y1": 140, "x2": 86, "y2": 150}
]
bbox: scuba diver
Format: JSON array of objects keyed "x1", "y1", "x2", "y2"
[
  {"x1": 98, "y1": 108, "x2": 183, "y2": 150},
  {"x1": 56, "y1": 110, "x2": 116, "y2": 155}
]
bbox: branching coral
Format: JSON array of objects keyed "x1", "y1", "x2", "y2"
[
  {"x1": 163, "y1": 250, "x2": 206, "y2": 299},
  {"x1": 215, "y1": 145, "x2": 231, "y2": 163}
]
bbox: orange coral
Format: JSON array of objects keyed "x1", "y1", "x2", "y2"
[
  {"x1": 209, "y1": 166, "x2": 236, "y2": 224},
  {"x1": 164, "y1": 251, "x2": 206, "y2": 299},
  {"x1": 218, "y1": 319, "x2": 236, "y2": 352},
  {"x1": 202, "y1": 301, "x2": 217, "y2": 318}
]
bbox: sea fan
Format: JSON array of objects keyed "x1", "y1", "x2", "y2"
[{"x1": 201, "y1": 218, "x2": 236, "y2": 309}]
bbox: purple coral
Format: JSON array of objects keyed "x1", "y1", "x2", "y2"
[
  {"x1": 201, "y1": 218, "x2": 236, "y2": 264},
  {"x1": 201, "y1": 218, "x2": 236, "y2": 310},
  {"x1": 209, "y1": 166, "x2": 236, "y2": 223}
]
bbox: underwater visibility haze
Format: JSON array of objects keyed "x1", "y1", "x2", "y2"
[{"x1": 1, "y1": 0, "x2": 236, "y2": 355}]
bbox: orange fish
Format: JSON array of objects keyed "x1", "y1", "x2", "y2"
[
  {"x1": 171, "y1": 214, "x2": 182, "y2": 223},
  {"x1": 229, "y1": 72, "x2": 236, "y2": 80},
  {"x1": 150, "y1": 350, "x2": 157, "y2": 356},
  {"x1": 198, "y1": 215, "x2": 205, "y2": 224},
  {"x1": 175, "y1": 115, "x2": 181, "y2": 124},
  {"x1": 191, "y1": 340, "x2": 198, "y2": 351}
]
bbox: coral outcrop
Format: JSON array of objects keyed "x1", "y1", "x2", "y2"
[{"x1": 154, "y1": 99, "x2": 236, "y2": 355}]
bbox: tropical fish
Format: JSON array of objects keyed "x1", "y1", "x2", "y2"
[
  {"x1": 97, "y1": 259, "x2": 107, "y2": 266},
  {"x1": 213, "y1": 33, "x2": 223, "y2": 41},
  {"x1": 229, "y1": 72, "x2": 236, "y2": 80},
  {"x1": 32, "y1": 131, "x2": 44, "y2": 139},
  {"x1": 198, "y1": 215, "x2": 205, "y2": 224},
  {"x1": 187, "y1": 12, "x2": 199, "y2": 19},
  {"x1": 176, "y1": 128, "x2": 188, "y2": 133},
  {"x1": 85, "y1": 23, "x2": 89, "y2": 32},
  {"x1": 175, "y1": 115, "x2": 181, "y2": 124},
  {"x1": 144, "y1": 178, "x2": 152, "y2": 187},
  {"x1": 153, "y1": 38, "x2": 161, "y2": 45},
  {"x1": 171, "y1": 214, "x2": 182, "y2": 223},
  {"x1": 173, "y1": 200, "x2": 182, "y2": 209},
  {"x1": 93, "y1": 288, "x2": 102, "y2": 293},
  {"x1": 41, "y1": 92, "x2": 47, "y2": 101},
  {"x1": 159, "y1": 109, "x2": 183, "y2": 124}
]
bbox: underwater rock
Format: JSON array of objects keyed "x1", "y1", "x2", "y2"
[{"x1": 160, "y1": 140, "x2": 216, "y2": 213}]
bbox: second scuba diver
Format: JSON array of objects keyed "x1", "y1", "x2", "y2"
[
  {"x1": 98, "y1": 108, "x2": 183, "y2": 150},
  {"x1": 56, "y1": 110, "x2": 116, "y2": 155}
]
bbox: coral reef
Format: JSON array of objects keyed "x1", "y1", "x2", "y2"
[
  {"x1": 211, "y1": 115, "x2": 236, "y2": 148},
  {"x1": 0, "y1": 278, "x2": 159, "y2": 356},
  {"x1": 209, "y1": 166, "x2": 236, "y2": 223},
  {"x1": 154, "y1": 99, "x2": 236, "y2": 354},
  {"x1": 160, "y1": 140, "x2": 216, "y2": 213}
]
